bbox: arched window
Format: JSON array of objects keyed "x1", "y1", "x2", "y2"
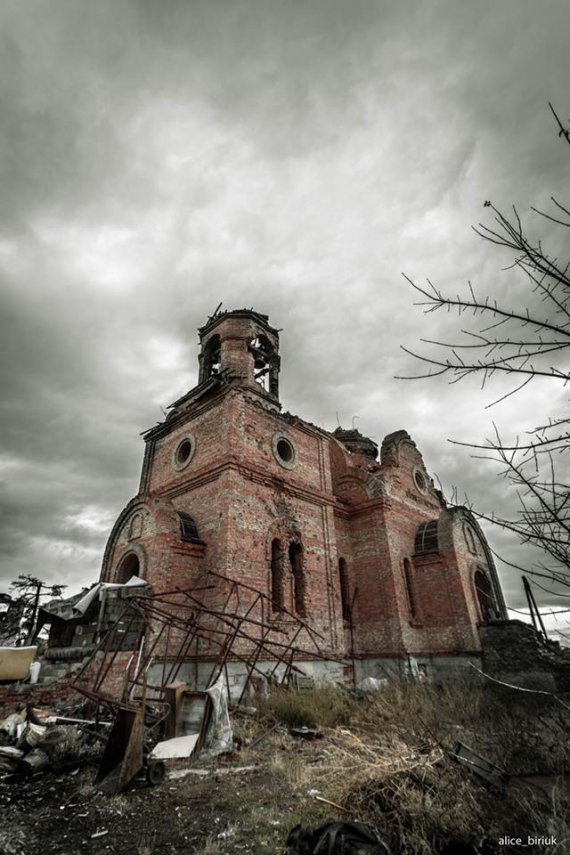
[
  {"x1": 178, "y1": 513, "x2": 201, "y2": 543},
  {"x1": 249, "y1": 334, "x2": 279, "y2": 398},
  {"x1": 474, "y1": 569, "x2": 497, "y2": 622},
  {"x1": 128, "y1": 513, "x2": 143, "y2": 540},
  {"x1": 117, "y1": 552, "x2": 140, "y2": 584},
  {"x1": 414, "y1": 520, "x2": 439, "y2": 555},
  {"x1": 289, "y1": 541, "x2": 305, "y2": 617},
  {"x1": 339, "y1": 558, "x2": 351, "y2": 622},
  {"x1": 463, "y1": 524, "x2": 477, "y2": 554},
  {"x1": 203, "y1": 335, "x2": 221, "y2": 380},
  {"x1": 403, "y1": 558, "x2": 418, "y2": 620},
  {"x1": 271, "y1": 538, "x2": 284, "y2": 612}
]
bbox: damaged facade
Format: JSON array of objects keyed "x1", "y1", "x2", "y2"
[{"x1": 96, "y1": 308, "x2": 507, "y2": 691}]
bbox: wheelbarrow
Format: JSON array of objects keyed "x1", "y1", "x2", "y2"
[{"x1": 94, "y1": 705, "x2": 166, "y2": 794}]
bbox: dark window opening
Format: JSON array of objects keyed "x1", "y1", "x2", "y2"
[
  {"x1": 117, "y1": 552, "x2": 140, "y2": 584},
  {"x1": 250, "y1": 335, "x2": 272, "y2": 392},
  {"x1": 176, "y1": 438, "x2": 193, "y2": 466},
  {"x1": 249, "y1": 334, "x2": 279, "y2": 398},
  {"x1": 339, "y1": 558, "x2": 351, "y2": 622},
  {"x1": 271, "y1": 538, "x2": 284, "y2": 612},
  {"x1": 273, "y1": 434, "x2": 296, "y2": 468},
  {"x1": 403, "y1": 558, "x2": 418, "y2": 620},
  {"x1": 414, "y1": 470, "x2": 427, "y2": 493},
  {"x1": 179, "y1": 512, "x2": 201, "y2": 543},
  {"x1": 414, "y1": 520, "x2": 439, "y2": 555},
  {"x1": 475, "y1": 569, "x2": 497, "y2": 622},
  {"x1": 277, "y1": 438, "x2": 294, "y2": 463},
  {"x1": 289, "y1": 541, "x2": 305, "y2": 617},
  {"x1": 203, "y1": 335, "x2": 221, "y2": 379}
]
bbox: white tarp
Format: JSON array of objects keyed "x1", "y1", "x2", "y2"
[
  {"x1": 73, "y1": 575, "x2": 148, "y2": 616},
  {"x1": 41, "y1": 576, "x2": 148, "y2": 622},
  {"x1": 150, "y1": 734, "x2": 199, "y2": 760},
  {"x1": 204, "y1": 674, "x2": 233, "y2": 756}
]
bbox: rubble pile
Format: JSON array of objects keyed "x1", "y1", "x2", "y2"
[{"x1": 0, "y1": 702, "x2": 103, "y2": 779}]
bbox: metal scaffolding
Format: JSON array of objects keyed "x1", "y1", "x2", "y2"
[{"x1": 73, "y1": 570, "x2": 344, "y2": 724}]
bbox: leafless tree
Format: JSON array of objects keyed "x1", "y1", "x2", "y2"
[{"x1": 400, "y1": 104, "x2": 570, "y2": 591}]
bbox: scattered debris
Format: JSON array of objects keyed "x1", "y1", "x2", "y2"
[
  {"x1": 0, "y1": 710, "x2": 26, "y2": 740},
  {"x1": 0, "y1": 746, "x2": 24, "y2": 760},
  {"x1": 17, "y1": 721, "x2": 46, "y2": 750},
  {"x1": 0, "y1": 703, "x2": 103, "y2": 778},
  {"x1": 19, "y1": 747, "x2": 50, "y2": 777},
  {"x1": 1, "y1": 681, "x2": 569, "y2": 854},
  {"x1": 168, "y1": 767, "x2": 210, "y2": 780},
  {"x1": 168, "y1": 765, "x2": 259, "y2": 783},
  {"x1": 290, "y1": 727, "x2": 324, "y2": 740},
  {"x1": 357, "y1": 677, "x2": 388, "y2": 693},
  {"x1": 450, "y1": 742, "x2": 508, "y2": 787},
  {"x1": 248, "y1": 721, "x2": 280, "y2": 748},
  {"x1": 314, "y1": 795, "x2": 349, "y2": 813},
  {"x1": 285, "y1": 820, "x2": 392, "y2": 855}
]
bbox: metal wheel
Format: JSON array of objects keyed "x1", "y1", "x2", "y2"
[{"x1": 145, "y1": 758, "x2": 166, "y2": 786}]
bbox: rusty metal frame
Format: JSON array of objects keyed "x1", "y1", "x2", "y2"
[{"x1": 73, "y1": 570, "x2": 345, "y2": 725}]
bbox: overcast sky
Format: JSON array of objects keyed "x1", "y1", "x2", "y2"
[{"x1": 1, "y1": 1, "x2": 569, "y2": 638}]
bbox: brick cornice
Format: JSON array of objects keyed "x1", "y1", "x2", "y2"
[
  {"x1": 159, "y1": 457, "x2": 348, "y2": 511},
  {"x1": 143, "y1": 387, "x2": 228, "y2": 440}
]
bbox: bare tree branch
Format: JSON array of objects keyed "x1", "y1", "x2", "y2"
[{"x1": 400, "y1": 104, "x2": 570, "y2": 600}]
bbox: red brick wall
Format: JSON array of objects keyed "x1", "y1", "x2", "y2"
[
  {"x1": 75, "y1": 650, "x2": 134, "y2": 702},
  {"x1": 0, "y1": 679, "x2": 75, "y2": 714},
  {"x1": 148, "y1": 396, "x2": 230, "y2": 494}
]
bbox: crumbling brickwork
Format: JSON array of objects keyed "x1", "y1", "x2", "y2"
[
  {"x1": 99, "y1": 309, "x2": 507, "y2": 680},
  {"x1": 0, "y1": 678, "x2": 75, "y2": 714},
  {"x1": 480, "y1": 620, "x2": 570, "y2": 691}
]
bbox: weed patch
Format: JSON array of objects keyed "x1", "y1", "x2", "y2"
[{"x1": 258, "y1": 684, "x2": 354, "y2": 729}]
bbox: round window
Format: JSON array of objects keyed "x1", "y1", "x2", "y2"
[
  {"x1": 173, "y1": 435, "x2": 196, "y2": 470},
  {"x1": 272, "y1": 433, "x2": 296, "y2": 469},
  {"x1": 413, "y1": 468, "x2": 427, "y2": 494},
  {"x1": 277, "y1": 438, "x2": 294, "y2": 462}
]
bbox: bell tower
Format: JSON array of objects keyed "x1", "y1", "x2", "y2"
[{"x1": 197, "y1": 309, "x2": 281, "y2": 401}]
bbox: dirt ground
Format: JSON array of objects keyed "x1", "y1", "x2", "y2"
[
  {"x1": 2, "y1": 684, "x2": 569, "y2": 855},
  {"x1": 0, "y1": 730, "x2": 333, "y2": 855}
]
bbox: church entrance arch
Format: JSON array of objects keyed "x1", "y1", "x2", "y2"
[{"x1": 117, "y1": 552, "x2": 140, "y2": 584}]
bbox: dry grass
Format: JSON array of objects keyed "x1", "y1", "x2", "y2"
[
  {"x1": 136, "y1": 834, "x2": 156, "y2": 855},
  {"x1": 255, "y1": 680, "x2": 570, "y2": 852},
  {"x1": 7, "y1": 680, "x2": 567, "y2": 854},
  {"x1": 270, "y1": 746, "x2": 315, "y2": 791},
  {"x1": 256, "y1": 683, "x2": 353, "y2": 729},
  {"x1": 339, "y1": 685, "x2": 570, "y2": 852},
  {"x1": 196, "y1": 836, "x2": 224, "y2": 855},
  {"x1": 307, "y1": 726, "x2": 476, "y2": 851}
]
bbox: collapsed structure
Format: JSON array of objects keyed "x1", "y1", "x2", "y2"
[{"x1": 94, "y1": 308, "x2": 506, "y2": 694}]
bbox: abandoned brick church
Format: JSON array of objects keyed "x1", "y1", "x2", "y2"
[{"x1": 99, "y1": 308, "x2": 507, "y2": 684}]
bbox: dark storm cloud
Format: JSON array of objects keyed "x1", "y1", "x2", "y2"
[{"x1": 0, "y1": 1, "x2": 569, "y2": 633}]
